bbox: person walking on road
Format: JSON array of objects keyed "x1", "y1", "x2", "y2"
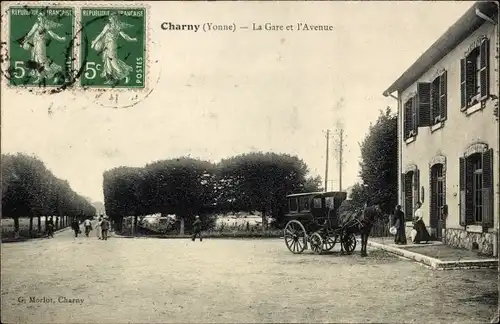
[
  {"x1": 100, "y1": 217, "x2": 110, "y2": 241},
  {"x1": 46, "y1": 216, "x2": 54, "y2": 238},
  {"x1": 83, "y1": 218, "x2": 93, "y2": 237},
  {"x1": 96, "y1": 216, "x2": 103, "y2": 240},
  {"x1": 191, "y1": 215, "x2": 203, "y2": 242},
  {"x1": 71, "y1": 218, "x2": 80, "y2": 238}
]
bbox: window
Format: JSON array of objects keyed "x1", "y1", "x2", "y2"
[
  {"x1": 430, "y1": 71, "x2": 447, "y2": 124},
  {"x1": 430, "y1": 164, "x2": 446, "y2": 228},
  {"x1": 299, "y1": 197, "x2": 310, "y2": 212},
  {"x1": 461, "y1": 38, "x2": 489, "y2": 110},
  {"x1": 403, "y1": 168, "x2": 420, "y2": 221},
  {"x1": 325, "y1": 196, "x2": 334, "y2": 209},
  {"x1": 288, "y1": 198, "x2": 298, "y2": 212},
  {"x1": 459, "y1": 147, "x2": 494, "y2": 227},
  {"x1": 403, "y1": 96, "x2": 417, "y2": 140},
  {"x1": 313, "y1": 198, "x2": 322, "y2": 209}
]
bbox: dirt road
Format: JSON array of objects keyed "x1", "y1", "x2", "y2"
[{"x1": 1, "y1": 227, "x2": 497, "y2": 323}]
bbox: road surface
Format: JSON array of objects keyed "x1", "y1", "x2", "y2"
[{"x1": 1, "y1": 226, "x2": 498, "y2": 323}]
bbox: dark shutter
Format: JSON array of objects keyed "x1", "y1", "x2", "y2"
[
  {"x1": 479, "y1": 39, "x2": 489, "y2": 100},
  {"x1": 465, "y1": 156, "x2": 474, "y2": 225},
  {"x1": 459, "y1": 157, "x2": 466, "y2": 226},
  {"x1": 430, "y1": 79, "x2": 438, "y2": 123},
  {"x1": 429, "y1": 166, "x2": 437, "y2": 228},
  {"x1": 460, "y1": 59, "x2": 466, "y2": 110},
  {"x1": 417, "y1": 83, "x2": 431, "y2": 127},
  {"x1": 465, "y1": 54, "x2": 476, "y2": 105},
  {"x1": 414, "y1": 168, "x2": 420, "y2": 204},
  {"x1": 404, "y1": 172, "x2": 414, "y2": 221},
  {"x1": 412, "y1": 96, "x2": 418, "y2": 136},
  {"x1": 404, "y1": 99, "x2": 411, "y2": 140},
  {"x1": 482, "y1": 149, "x2": 493, "y2": 227},
  {"x1": 440, "y1": 71, "x2": 447, "y2": 121}
]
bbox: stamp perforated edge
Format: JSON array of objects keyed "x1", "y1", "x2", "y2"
[
  {"x1": 74, "y1": 1, "x2": 152, "y2": 93},
  {"x1": 0, "y1": 2, "x2": 77, "y2": 90},
  {"x1": 0, "y1": 1, "x2": 152, "y2": 94}
]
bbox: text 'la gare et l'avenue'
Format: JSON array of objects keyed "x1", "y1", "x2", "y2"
[{"x1": 160, "y1": 22, "x2": 334, "y2": 32}]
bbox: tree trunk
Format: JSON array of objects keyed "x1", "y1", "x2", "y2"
[
  {"x1": 37, "y1": 216, "x2": 41, "y2": 235},
  {"x1": 134, "y1": 215, "x2": 138, "y2": 236},
  {"x1": 55, "y1": 216, "x2": 59, "y2": 230},
  {"x1": 180, "y1": 218, "x2": 185, "y2": 235},
  {"x1": 13, "y1": 217, "x2": 20, "y2": 238},
  {"x1": 261, "y1": 209, "x2": 267, "y2": 231},
  {"x1": 29, "y1": 216, "x2": 34, "y2": 237}
]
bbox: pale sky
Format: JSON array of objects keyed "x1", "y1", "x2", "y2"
[{"x1": 1, "y1": 1, "x2": 473, "y2": 202}]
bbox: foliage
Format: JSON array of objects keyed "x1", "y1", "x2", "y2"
[
  {"x1": 103, "y1": 152, "x2": 320, "y2": 231},
  {"x1": 1, "y1": 153, "x2": 96, "y2": 232},
  {"x1": 354, "y1": 107, "x2": 398, "y2": 213}
]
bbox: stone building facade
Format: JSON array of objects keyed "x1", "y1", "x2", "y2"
[{"x1": 383, "y1": 2, "x2": 499, "y2": 256}]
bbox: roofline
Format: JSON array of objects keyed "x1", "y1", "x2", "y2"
[{"x1": 383, "y1": 1, "x2": 498, "y2": 97}]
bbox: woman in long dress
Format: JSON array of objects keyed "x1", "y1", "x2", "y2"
[
  {"x1": 413, "y1": 202, "x2": 431, "y2": 243},
  {"x1": 91, "y1": 12, "x2": 137, "y2": 84},
  {"x1": 20, "y1": 13, "x2": 67, "y2": 83}
]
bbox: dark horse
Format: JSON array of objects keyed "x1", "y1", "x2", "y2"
[{"x1": 338, "y1": 203, "x2": 385, "y2": 257}]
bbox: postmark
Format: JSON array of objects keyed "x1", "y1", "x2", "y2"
[
  {"x1": 79, "y1": 7, "x2": 146, "y2": 89},
  {"x1": 5, "y1": 6, "x2": 76, "y2": 89}
]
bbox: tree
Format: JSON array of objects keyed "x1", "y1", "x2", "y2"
[{"x1": 356, "y1": 107, "x2": 398, "y2": 213}]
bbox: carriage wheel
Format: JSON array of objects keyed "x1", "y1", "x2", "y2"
[
  {"x1": 310, "y1": 232, "x2": 323, "y2": 255},
  {"x1": 323, "y1": 235, "x2": 337, "y2": 251},
  {"x1": 284, "y1": 220, "x2": 307, "y2": 254},
  {"x1": 341, "y1": 233, "x2": 357, "y2": 254}
]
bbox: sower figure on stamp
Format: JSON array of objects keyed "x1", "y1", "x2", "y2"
[
  {"x1": 192, "y1": 215, "x2": 202, "y2": 242},
  {"x1": 19, "y1": 12, "x2": 66, "y2": 84},
  {"x1": 90, "y1": 12, "x2": 137, "y2": 84}
]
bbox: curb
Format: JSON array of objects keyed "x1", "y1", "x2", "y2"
[{"x1": 367, "y1": 240, "x2": 498, "y2": 270}]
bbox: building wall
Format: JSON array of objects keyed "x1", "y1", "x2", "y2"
[{"x1": 399, "y1": 21, "x2": 499, "y2": 255}]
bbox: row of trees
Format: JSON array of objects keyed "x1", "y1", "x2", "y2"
[
  {"x1": 103, "y1": 152, "x2": 322, "y2": 232},
  {"x1": 2, "y1": 153, "x2": 97, "y2": 236},
  {"x1": 351, "y1": 107, "x2": 398, "y2": 213}
]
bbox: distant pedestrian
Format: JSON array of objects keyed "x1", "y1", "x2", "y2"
[
  {"x1": 191, "y1": 215, "x2": 203, "y2": 242},
  {"x1": 96, "y1": 217, "x2": 103, "y2": 239},
  {"x1": 71, "y1": 218, "x2": 80, "y2": 238},
  {"x1": 100, "y1": 217, "x2": 110, "y2": 240},
  {"x1": 83, "y1": 218, "x2": 93, "y2": 237},
  {"x1": 393, "y1": 205, "x2": 407, "y2": 245},
  {"x1": 46, "y1": 216, "x2": 54, "y2": 238}
]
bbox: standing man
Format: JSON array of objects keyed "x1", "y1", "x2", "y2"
[
  {"x1": 393, "y1": 205, "x2": 407, "y2": 245},
  {"x1": 191, "y1": 215, "x2": 202, "y2": 242},
  {"x1": 83, "y1": 218, "x2": 93, "y2": 237},
  {"x1": 71, "y1": 218, "x2": 80, "y2": 238},
  {"x1": 46, "y1": 216, "x2": 54, "y2": 238},
  {"x1": 100, "y1": 217, "x2": 110, "y2": 241}
]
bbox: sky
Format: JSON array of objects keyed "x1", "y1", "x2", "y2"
[{"x1": 1, "y1": 1, "x2": 474, "y2": 202}]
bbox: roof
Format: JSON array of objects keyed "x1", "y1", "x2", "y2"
[{"x1": 383, "y1": 1, "x2": 498, "y2": 96}]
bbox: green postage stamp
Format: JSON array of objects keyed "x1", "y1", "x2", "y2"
[
  {"x1": 8, "y1": 6, "x2": 75, "y2": 87},
  {"x1": 80, "y1": 7, "x2": 146, "y2": 89}
]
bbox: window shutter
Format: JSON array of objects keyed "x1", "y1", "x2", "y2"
[
  {"x1": 414, "y1": 168, "x2": 420, "y2": 204},
  {"x1": 465, "y1": 156, "x2": 474, "y2": 225},
  {"x1": 404, "y1": 99, "x2": 411, "y2": 140},
  {"x1": 482, "y1": 149, "x2": 494, "y2": 227},
  {"x1": 439, "y1": 71, "x2": 447, "y2": 121},
  {"x1": 460, "y1": 59, "x2": 466, "y2": 110},
  {"x1": 404, "y1": 173, "x2": 413, "y2": 221},
  {"x1": 430, "y1": 80, "x2": 437, "y2": 123},
  {"x1": 465, "y1": 54, "x2": 475, "y2": 105},
  {"x1": 412, "y1": 96, "x2": 418, "y2": 136},
  {"x1": 480, "y1": 39, "x2": 489, "y2": 101},
  {"x1": 417, "y1": 83, "x2": 431, "y2": 127},
  {"x1": 429, "y1": 166, "x2": 437, "y2": 228},
  {"x1": 459, "y1": 157, "x2": 466, "y2": 226}
]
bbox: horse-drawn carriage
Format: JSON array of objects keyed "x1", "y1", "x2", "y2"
[{"x1": 283, "y1": 191, "x2": 359, "y2": 255}]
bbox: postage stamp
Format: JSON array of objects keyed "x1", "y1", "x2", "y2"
[
  {"x1": 6, "y1": 6, "x2": 75, "y2": 88},
  {"x1": 79, "y1": 7, "x2": 146, "y2": 89}
]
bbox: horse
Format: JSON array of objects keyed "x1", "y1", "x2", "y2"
[{"x1": 338, "y1": 203, "x2": 385, "y2": 257}]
